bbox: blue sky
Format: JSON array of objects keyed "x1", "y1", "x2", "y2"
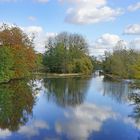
[{"x1": 0, "y1": 0, "x2": 140, "y2": 56}]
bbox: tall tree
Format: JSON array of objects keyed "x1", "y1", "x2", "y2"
[
  {"x1": 0, "y1": 24, "x2": 37, "y2": 82},
  {"x1": 103, "y1": 41, "x2": 140, "y2": 79},
  {"x1": 0, "y1": 46, "x2": 13, "y2": 82},
  {"x1": 43, "y1": 32, "x2": 93, "y2": 74}
]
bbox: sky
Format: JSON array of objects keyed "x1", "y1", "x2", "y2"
[{"x1": 0, "y1": 0, "x2": 140, "y2": 56}]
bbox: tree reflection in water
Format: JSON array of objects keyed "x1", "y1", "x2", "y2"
[
  {"x1": 103, "y1": 78, "x2": 140, "y2": 137},
  {"x1": 44, "y1": 77, "x2": 90, "y2": 107},
  {"x1": 103, "y1": 77, "x2": 132, "y2": 103},
  {"x1": 0, "y1": 80, "x2": 36, "y2": 132},
  {"x1": 129, "y1": 93, "x2": 140, "y2": 125}
]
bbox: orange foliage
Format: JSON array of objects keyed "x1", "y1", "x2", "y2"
[{"x1": 0, "y1": 24, "x2": 37, "y2": 79}]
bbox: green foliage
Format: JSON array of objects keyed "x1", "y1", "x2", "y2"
[
  {"x1": 90, "y1": 56, "x2": 103, "y2": 70},
  {"x1": 44, "y1": 43, "x2": 67, "y2": 73},
  {"x1": 44, "y1": 77, "x2": 90, "y2": 107},
  {"x1": 103, "y1": 45, "x2": 140, "y2": 79},
  {"x1": 0, "y1": 80, "x2": 35, "y2": 131},
  {"x1": 35, "y1": 53, "x2": 44, "y2": 72},
  {"x1": 0, "y1": 24, "x2": 37, "y2": 83},
  {"x1": 43, "y1": 32, "x2": 93, "y2": 74},
  {"x1": 0, "y1": 46, "x2": 13, "y2": 83},
  {"x1": 73, "y1": 57, "x2": 93, "y2": 74}
]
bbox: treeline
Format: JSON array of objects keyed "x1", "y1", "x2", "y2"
[
  {"x1": 0, "y1": 24, "x2": 94, "y2": 83},
  {"x1": 103, "y1": 43, "x2": 140, "y2": 79},
  {"x1": 3, "y1": 24, "x2": 140, "y2": 82},
  {"x1": 43, "y1": 32, "x2": 93, "y2": 74}
]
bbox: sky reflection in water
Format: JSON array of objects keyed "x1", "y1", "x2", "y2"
[{"x1": 0, "y1": 75, "x2": 140, "y2": 140}]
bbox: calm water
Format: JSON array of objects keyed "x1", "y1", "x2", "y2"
[{"x1": 0, "y1": 73, "x2": 140, "y2": 140}]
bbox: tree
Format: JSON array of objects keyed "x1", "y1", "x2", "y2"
[
  {"x1": 35, "y1": 53, "x2": 44, "y2": 72},
  {"x1": 103, "y1": 41, "x2": 140, "y2": 79},
  {"x1": 0, "y1": 80, "x2": 36, "y2": 131},
  {"x1": 0, "y1": 46, "x2": 13, "y2": 83},
  {"x1": 44, "y1": 77, "x2": 90, "y2": 107},
  {"x1": 0, "y1": 24, "x2": 37, "y2": 82},
  {"x1": 43, "y1": 32, "x2": 93, "y2": 74}
]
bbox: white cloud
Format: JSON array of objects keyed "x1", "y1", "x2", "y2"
[
  {"x1": 129, "y1": 38, "x2": 140, "y2": 49},
  {"x1": 35, "y1": 0, "x2": 49, "y2": 3},
  {"x1": 28, "y1": 16, "x2": 36, "y2": 21},
  {"x1": 22, "y1": 26, "x2": 57, "y2": 53},
  {"x1": 0, "y1": 120, "x2": 49, "y2": 139},
  {"x1": 22, "y1": 26, "x2": 45, "y2": 53},
  {"x1": 128, "y1": 2, "x2": 140, "y2": 12},
  {"x1": 95, "y1": 33, "x2": 121, "y2": 47},
  {"x1": 34, "y1": 32, "x2": 57, "y2": 53},
  {"x1": 55, "y1": 103, "x2": 116, "y2": 140},
  {"x1": 124, "y1": 24, "x2": 140, "y2": 35},
  {"x1": 0, "y1": 129, "x2": 11, "y2": 139},
  {"x1": 23, "y1": 26, "x2": 43, "y2": 34},
  {"x1": 89, "y1": 32, "x2": 140, "y2": 56},
  {"x1": 60, "y1": 0, "x2": 123, "y2": 24},
  {"x1": 18, "y1": 120, "x2": 49, "y2": 137},
  {"x1": 89, "y1": 33, "x2": 122, "y2": 56},
  {"x1": 33, "y1": 120, "x2": 49, "y2": 129},
  {"x1": 18, "y1": 126, "x2": 39, "y2": 137},
  {"x1": 46, "y1": 32, "x2": 57, "y2": 38}
]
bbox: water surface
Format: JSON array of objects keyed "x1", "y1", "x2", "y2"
[{"x1": 0, "y1": 74, "x2": 140, "y2": 140}]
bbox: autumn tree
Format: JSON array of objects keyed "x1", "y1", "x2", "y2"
[
  {"x1": 0, "y1": 80, "x2": 36, "y2": 131},
  {"x1": 0, "y1": 24, "x2": 36, "y2": 82},
  {"x1": 0, "y1": 46, "x2": 13, "y2": 83}
]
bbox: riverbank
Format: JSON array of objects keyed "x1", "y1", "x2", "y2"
[
  {"x1": 0, "y1": 73, "x2": 89, "y2": 85},
  {"x1": 99, "y1": 71, "x2": 122, "y2": 81},
  {"x1": 102, "y1": 72, "x2": 140, "y2": 89},
  {"x1": 33, "y1": 72, "x2": 89, "y2": 78},
  {"x1": 104, "y1": 73, "x2": 121, "y2": 81}
]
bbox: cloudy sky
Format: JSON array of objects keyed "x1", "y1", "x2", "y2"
[{"x1": 0, "y1": 0, "x2": 140, "y2": 56}]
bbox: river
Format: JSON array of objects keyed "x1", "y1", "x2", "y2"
[{"x1": 0, "y1": 73, "x2": 140, "y2": 140}]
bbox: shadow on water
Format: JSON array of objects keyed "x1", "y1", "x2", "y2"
[
  {"x1": 0, "y1": 80, "x2": 37, "y2": 132},
  {"x1": 43, "y1": 77, "x2": 91, "y2": 107}
]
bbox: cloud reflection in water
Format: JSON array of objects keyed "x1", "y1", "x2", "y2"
[{"x1": 55, "y1": 103, "x2": 116, "y2": 140}]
